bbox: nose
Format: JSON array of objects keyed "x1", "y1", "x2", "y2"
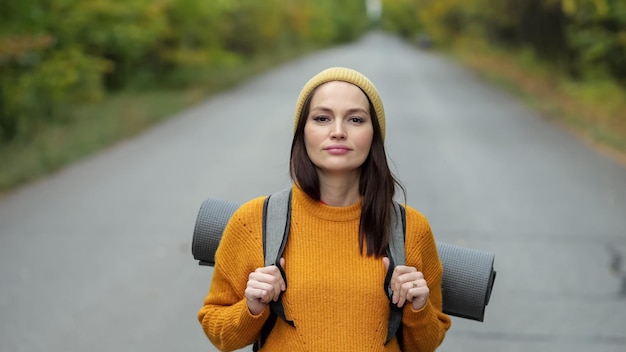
[{"x1": 330, "y1": 120, "x2": 346, "y2": 140}]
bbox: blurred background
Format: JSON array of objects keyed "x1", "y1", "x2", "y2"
[
  {"x1": 1, "y1": 0, "x2": 625, "y2": 191},
  {"x1": 1, "y1": 1, "x2": 626, "y2": 352}
]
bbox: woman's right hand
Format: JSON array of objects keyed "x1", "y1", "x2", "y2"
[{"x1": 245, "y1": 258, "x2": 286, "y2": 315}]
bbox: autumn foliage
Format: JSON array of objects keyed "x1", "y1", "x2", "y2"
[
  {"x1": 381, "y1": 0, "x2": 626, "y2": 84},
  {"x1": 0, "y1": 0, "x2": 369, "y2": 142}
]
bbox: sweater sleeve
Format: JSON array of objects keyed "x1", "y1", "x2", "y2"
[
  {"x1": 400, "y1": 207, "x2": 452, "y2": 351},
  {"x1": 197, "y1": 196, "x2": 269, "y2": 351}
]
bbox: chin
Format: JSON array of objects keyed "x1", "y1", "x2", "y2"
[{"x1": 317, "y1": 165, "x2": 362, "y2": 175}]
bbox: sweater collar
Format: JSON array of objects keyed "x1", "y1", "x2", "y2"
[{"x1": 292, "y1": 185, "x2": 362, "y2": 222}]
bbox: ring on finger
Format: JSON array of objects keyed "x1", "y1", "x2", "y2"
[{"x1": 412, "y1": 281, "x2": 418, "y2": 289}]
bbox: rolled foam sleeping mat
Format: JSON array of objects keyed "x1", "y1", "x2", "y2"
[
  {"x1": 192, "y1": 198, "x2": 240, "y2": 267},
  {"x1": 436, "y1": 242, "x2": 496, "y2": 322},
  {"x1": 192, "y1": 197, "x2": 496, "y2": 322}
]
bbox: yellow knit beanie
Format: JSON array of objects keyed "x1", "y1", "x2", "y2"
[{"x1": 293, "y1": 67, "x2": 386, "y2": 140}]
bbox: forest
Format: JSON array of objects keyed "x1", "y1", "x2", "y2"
[{"x1": 1, "y1": 0, "x2": 624, "y2": 190}]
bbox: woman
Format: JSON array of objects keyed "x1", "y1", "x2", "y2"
[{"x1": 198, "y1": 67, "x2": 451, "y2": 351}]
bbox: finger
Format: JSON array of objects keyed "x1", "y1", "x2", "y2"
[
  {"x1": 256, "y1": 264, "x2": 281, "y2": 275},
  {"x1": 383, "y1": 258, "x2": 402, "y2": 304},
  {"x1": 245, "y1": 283, "x2": 273, "y2": 304},
  {"x1": 388, "y1": 262, "x2": 409, "y2": 305},
  {"x1": 255, "y1": 265, "x2": 285, "y2": 293},
  {"x1": 406, "y1": 278, "x2": 428, "y2": 300},
  {"x1": 244, "y1": 287, "x2": 262, "y2": 315},
  {"x1": 396, "y1": 280, "x2": 414, "y2": 307},
  {"x1": 395, "y1": 272, "x2": 425, "y2": 307},
  {"x1": 408, "y1": 286, "x2": 430, "y2": 310},
  {"x1": 396, "y1": 271, "x2": 422, "y2": 288},
  {"x1": 390, "y1": 265, "x2": 409, "y2": 305},
  {"x1": 249, "y1": 272, "x2": 282, "y2": 301},
  {"x1": 268, "y1": 262, "x2": 286, "y2": 299},
  {"x1": 390, "y1": 268, "x2": 402, "y2": 304},
  {"x1": 264, "y1": 262, "x2": 287, "y2": 293},
  {"x1": 395, "y1": 265, "x2": 418, "y2": 276},
  {"x1": 390, "y1": 271, "x2": 412, "y2": 303},
  {"x1": 267, "y1": 266, "x2": 286, "y2": 301},
  {"x1": 406, "y1": 278, "x2": 428, "y2": 296},
  {"x1": 392, "y1": 266, "x2": 418, "y2": 291},
  {"x1": 414, "y1": 278, "x2": 427, "y2": 288}
]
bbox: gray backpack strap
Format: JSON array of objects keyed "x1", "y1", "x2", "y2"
[
  {"x1": 254, "y1": 188, "x2": 294, "y2": 352},
  {"x1": 384, "y1": 201, "x2": 406, "y2": 345},
  {"x1": 263, "y1": 187, "x2": 292, "y2": 267},
  {"x1": 388, "y1": 201, "x2": 406, "y2": 266}
]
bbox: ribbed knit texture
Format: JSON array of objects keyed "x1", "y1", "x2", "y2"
[
  {"x1": 198, "y1": 185, "x2": 451, "y2": 351},
  {"x1": 294, "y1": 67, "x2": 386, "y2": 140}
]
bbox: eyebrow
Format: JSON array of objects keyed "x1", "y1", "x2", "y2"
[{"x1": 310, "y1": 106, "x2": 369, "y2": 115}]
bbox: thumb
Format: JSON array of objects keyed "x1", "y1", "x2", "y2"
[{"x1": 382, "y1": 257, "x2": 389, "y2": 272}]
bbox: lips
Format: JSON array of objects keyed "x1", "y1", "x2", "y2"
[{"x1": 325, "y1": 144, "x2": 351, "y2": 155}]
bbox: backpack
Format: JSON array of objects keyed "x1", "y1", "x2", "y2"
[
  {"x1": 256, "y1": 188, "x2": 406, "y2": 350},
  {"x1": 192, "y1": 188, "x2": 496, "y2": 350}
]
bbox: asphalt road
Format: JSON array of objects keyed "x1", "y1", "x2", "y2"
[{"x1": 1, "y1": 31, "x2": 626, "y2": 352}]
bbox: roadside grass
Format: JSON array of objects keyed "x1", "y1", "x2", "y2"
[
  {"x1": 445, "y1": 37, "x2": 626, "y2": 164},
  {"x1": 0, "y1": 89, "x2": 198, "y2": 190},
  {"x1": 0, "y1": 43, "x2": 321, "y2": 194}
]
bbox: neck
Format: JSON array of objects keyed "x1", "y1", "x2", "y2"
[{"x1": 317, "y1": 171, "x2": 361, "y2": 206}]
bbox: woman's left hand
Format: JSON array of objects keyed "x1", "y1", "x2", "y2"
[{"x1": 383, "y1": 257, "x2": 429, "y2": 310}]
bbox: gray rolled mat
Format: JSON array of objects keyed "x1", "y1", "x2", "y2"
[
  {"x1": 192, "y1": 198, "x2": 496, "y2": 322},
  {"x1": 436, "y1": 242, "x2": 496, "y2": 322},
  {"x1": 192, "y1": 198, "x2": 240, "y2": 266}
]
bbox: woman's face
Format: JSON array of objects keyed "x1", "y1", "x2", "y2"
[{"x1": 304, "y1": 81, "x2": 374, "y2": 177}]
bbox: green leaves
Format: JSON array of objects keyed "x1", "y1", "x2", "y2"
[
  {"x1": 0, "y1": 0, "x2": 370, "y2": 142},
  {"x1": 382, "y1": 0, "x2": 626, "y2": 84}
]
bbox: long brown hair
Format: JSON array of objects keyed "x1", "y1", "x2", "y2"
[{"x1": 289, "y1": 86, "x2": 405, "y2": 257}]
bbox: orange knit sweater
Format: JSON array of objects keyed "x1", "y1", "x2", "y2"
[{"x1": 198, "y1": 185, "x2": 451, "y2": 351}]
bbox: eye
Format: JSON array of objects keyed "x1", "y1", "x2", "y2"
[
  {"x1": 313, "y1": 115, "x2": 331, "y2": 122},
  {"x1": 349, "y1": 117, "x2": 365, "y2": 124}
]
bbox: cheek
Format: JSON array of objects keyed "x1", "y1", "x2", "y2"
[
  {"x1": 303, "y1": 125, "x2": 322, "y2": 149},
  {"x1": 357, "y1": 130, "x2": 374, "y2": 151}
]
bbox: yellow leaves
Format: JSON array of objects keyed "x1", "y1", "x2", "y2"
[
  {"x1": 592, "y1": 0, "x2": 609, "y2": 17},
  {"x1": 562, "y1": 0, "x2": 578, "y2": 15},
  {"x1": 257, "y1": 2, "x2": 284, "y2": 41},
  {"x1": 562, "y1": 0, "x2": 610, "y2": 17},
  {"x1": 159, "y1": 46, "x2": 245, "y2": 73}
]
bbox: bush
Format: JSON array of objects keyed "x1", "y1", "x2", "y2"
[
  {"x1": 47, "y1": 0, "x2": 169, "y2": 89},
  {"x1": 0, "y1": 37, "x2": 110, "y2": 142},
  {"x1": 563, "y1": 0, "x2": 626, "y2": 83}
]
